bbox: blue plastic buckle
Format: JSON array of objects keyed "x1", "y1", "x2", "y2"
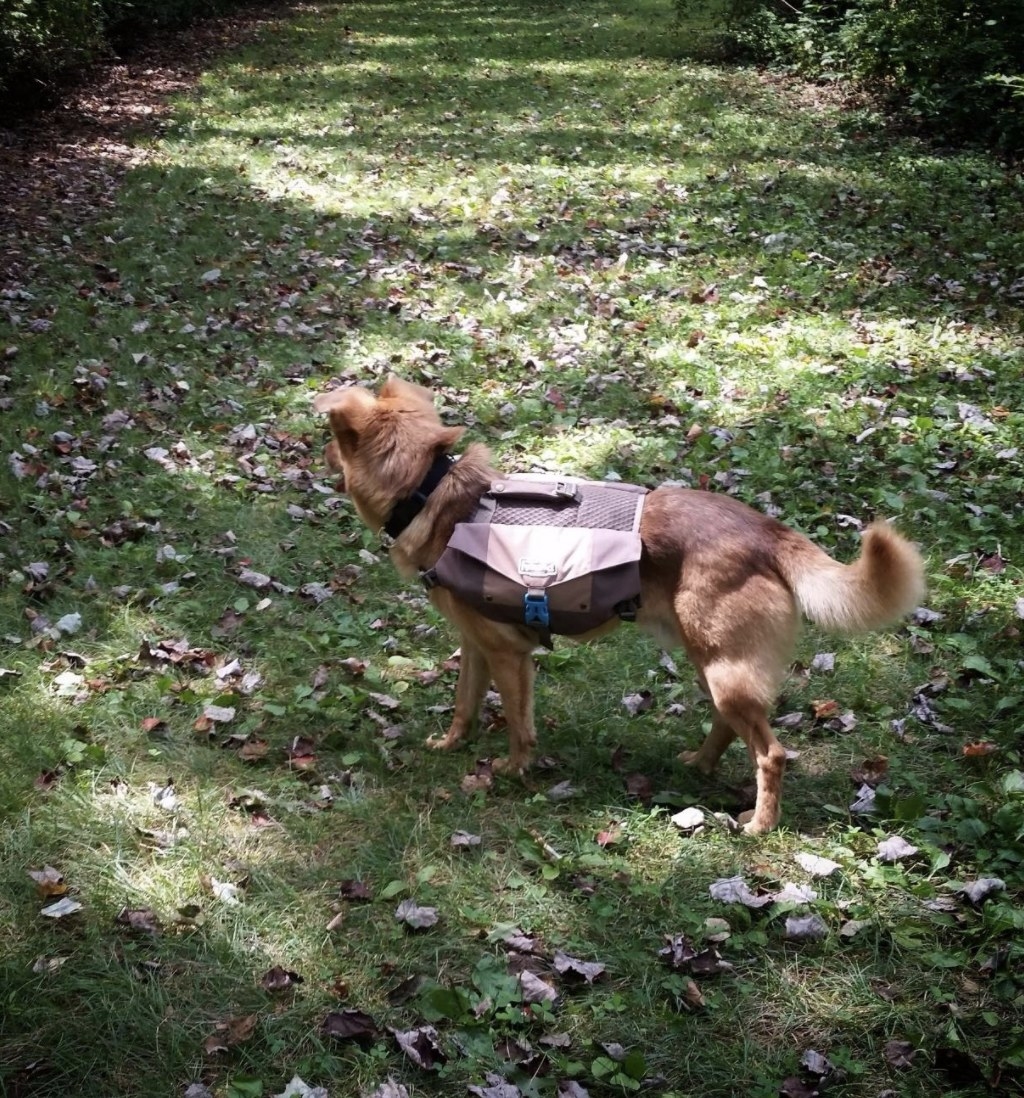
[{"x1": 523, "y1": 590, "x2": 551, "y2": 628}]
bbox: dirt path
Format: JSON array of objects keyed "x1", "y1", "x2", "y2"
[{"x1": 0, "y1": 3, "x2": 293, "y2": 287}]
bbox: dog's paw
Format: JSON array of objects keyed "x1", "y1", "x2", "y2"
[
  {"x1": 490, "y1": 756, "x2": 527, "y2": 776},
  {"x1": 678, "y1": 749, "x2": 715, "y2": 776},
  {"x1": 737, "y1": 809, "x2": 774, "y2": 835},
  {"x1": 426, "y1": 730, "x2": 462, "y2": 751}
]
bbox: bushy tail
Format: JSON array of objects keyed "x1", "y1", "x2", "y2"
[{"x1": 779, "y1": 521, "x2": 925, "y2": 634}]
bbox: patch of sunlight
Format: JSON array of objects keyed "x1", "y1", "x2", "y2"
[{"x1": 529, "y1": 422, "x2": 643, "y2": 476}]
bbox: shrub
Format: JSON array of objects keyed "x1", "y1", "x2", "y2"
[
  {"x1": 0, "y1": 0, "x2": 106, "y2": 111},
  {"x1": 675, "y1": 0, "x2": 1024, "y2": 150},
  {"x1": 0, "y1": 0, "x2": 258, "y2": 118}
]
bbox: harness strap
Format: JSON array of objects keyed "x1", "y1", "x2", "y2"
[{"x1": 382, "y1": 453, "x2": 455, "y2": 543}]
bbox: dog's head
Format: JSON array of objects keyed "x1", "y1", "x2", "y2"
[{"x1": 313, "y1": 375, "x2": 463, "y2": 532}]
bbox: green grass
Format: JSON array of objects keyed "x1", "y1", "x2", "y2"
[{"x1": 2, "y1": 1, "x2": 1023, "y2": 1096}]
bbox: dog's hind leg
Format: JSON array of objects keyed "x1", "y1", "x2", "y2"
[
  {"x1": 679, "y1": 710, "x2": 737, "y2": 774},
  {"x1": 699, "y1": 662, "x2": 788, "y2": 834},
  {"x1": 427, "y1": 640, "x2": 489, "y2": 751},
  {"x1": 679, "y1": 669, "x2": 737, "y2": 773}
]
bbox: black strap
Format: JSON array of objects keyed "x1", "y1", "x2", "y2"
[{"x1": 383, "y1": 453, "x2": 455, "y2": 540}]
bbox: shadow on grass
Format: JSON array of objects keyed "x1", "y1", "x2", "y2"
[{"x1": 1, "y1": 1, "x2": 1021, "y2": 1094}]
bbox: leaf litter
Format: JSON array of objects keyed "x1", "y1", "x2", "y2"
[{"x1": 2, "y1": 0, "x2": 1023, "y2": 1092}]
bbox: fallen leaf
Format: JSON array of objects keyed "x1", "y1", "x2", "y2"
[
  {"x1": 624, "y1": 772, "x2": 653, "y2": 803},
  {"x1": 784, "y1": 914, "x2": 829, "y2": 941},
  {"x1": 849, "y1": 783, "x2": 877, "y2": 814},
  {"x1": 517, "y1": 970, "x2": 558, "y2": 1004},
  {"x1": 32, "y1": 955, "x2": 69, "y2": 975},
  {"x1": 395, "y1": 898, "x2": 439, "y2": 929},
  {"x1": 115, "y1": 907, "x2": 161, "y2": 935},
  {"x1": 704, "y1": 917, "x2": 731, "y2": 942},
  {"x1": 546, "y1": 780, "x2": 576, "y2": 802},
  {"x1": 365, "y1": 1080, "x2": 410, "y2": 1098},
  {"x1": 260, "y1": 965, "x2": 304, "y2": 992},
  {"x1": 658, "y1": 934, "x2": 696, "y2": 968},
  {"x1": 321, "y1": 1008, "x2": 378, "y2": 1044},
  {"x1": 469, "y1": 1075, "x2": 522, "y2": 1098},
  {"x1": 670, "y1": 807, "x2": 705, "y2": 831},
  {"x1": 959, "y1": 877, "x2": 1005, "y2": 904},
  {"x1": 236, "y1": 736, "x2": 270, "y2": 761},
  {"x1": 962, "y1": 741, "x2": 999, "y2": 757},
  {"x1": 209, "y1": 877, "x2": 243, "y2": 905},
  {"x1": 54, "y1": 613, "x2": 83, "y2": 636},
  {"x1": 273, "y1": 1077, "x2": 328, "y2": 1098},
  {"x1": 676, "y1": 944, "x2": 725, "y2": 979},
  {"x1": 793, "y1": 852, "x2": 841, "y2": 878},
  {"x1": 621, "y1": 690, "x2": 653, "y2": 716},
  {"x1": 285, "y1": 735, "x2": 318, "y2": 769},
  {"x1": 800, "y1": 1049, "x2": 835, "y2": 1077},
  {"x1": 877, "y1": 835, "x2": 919, "y2": 862},
  {"x1": 461, "y1": 759, "x2": 494, "y2": 794},
  {"x1": 40, "y1": 896, "x2": 82, "y2": 918},
  {"x1": 557, "y1": 1083, "x2": 591, "y2": 1098},
  {"x1": 850, "y1": 755, "x2": 889, "y2": 785},
  {"x1": 779, "y1": 1077, "x2": 821, "y2": 1098},
  {"x1": 203, "y1": 1013, "x2": 258, "y2": 1055},
  {"x1": 552, "y1": 951, "x2": 606, "y2": 984},
  {"x1": 773, "y1": 882, "x2": 818, "y2": 904},
  {"x1": 28, "y1": 866, "x2": 68, "y2": 898},
  {"x1": 391, "y1": 1024, "x2": 446, "y2": 1069},
  {"x1": 339, "y1": 879, "x2": 372, "y2": 902},
  {"x1": 708, "y1": 875, "x2": 773, "y2": 908},
  {"x1": 883, "y1": 1039, "x2": 916, "y2": 1069},
  {"x1": 368, "y1": 691, "x2": 401, "y2": 710},
  {"x1": 237, "y1": 569, "x2": 272, "y2": 590}
]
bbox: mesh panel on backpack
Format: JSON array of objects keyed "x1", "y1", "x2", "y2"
[{"x1": 491, "y1": 484, "x2": 641, "y2": 530}]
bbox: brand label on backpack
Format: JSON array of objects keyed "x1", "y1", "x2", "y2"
[{"x1": 518, "y1": 558, "x2": 557, "y2": 576}]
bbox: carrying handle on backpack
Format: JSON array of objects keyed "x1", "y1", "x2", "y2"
[{"x1": 486, "y1": 478, "x2": 580, "y2": 502}]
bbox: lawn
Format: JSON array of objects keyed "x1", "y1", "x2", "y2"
[{"x1": 1, "y1": 1, "x2": 1022, "y2": 1096}]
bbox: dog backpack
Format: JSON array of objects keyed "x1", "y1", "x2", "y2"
[{"x1": 423, "y1": 474, "x2": 648, "y2": 645}]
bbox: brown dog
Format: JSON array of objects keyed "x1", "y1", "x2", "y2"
[{"x1": 315, "y1": 376, "x2": 925, "y2": 833}]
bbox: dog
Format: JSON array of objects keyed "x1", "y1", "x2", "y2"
[{"x1": 314, "y1": 376, "x2": 925, "y2": 833}]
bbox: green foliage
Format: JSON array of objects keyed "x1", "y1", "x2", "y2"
[
  {"x1": 0, "y1": 0, "x2": 257, "y2": 113},
  {"x1": 100, "y1": 0, "x2": 243, "y2": 46},
  {"x1": 0, "y1": 0, "x2": 105, "y2": 107},
  {"x1": 675, "y1": 0, "x2": 1024, "y2": 149}
]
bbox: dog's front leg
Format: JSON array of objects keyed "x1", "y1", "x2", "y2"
[
  {"x1": 486, "y1": 649, "x2": 537, "y2": 774},
  {"x1": 427, "y1": 640, "x2": 489, "y2": 752}
]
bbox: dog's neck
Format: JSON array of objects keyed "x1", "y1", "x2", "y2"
[
  {"x1": 387, "y1": 443, "x2": 496, "y2": 577},
  {"x1": 383, "y1": 452, "x2": 455, "y2": 543}
]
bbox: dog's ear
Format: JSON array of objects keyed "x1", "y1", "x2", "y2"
[
  {"x1": 379, "y1": 374, "x2": 435, "y2": 408},
  {"x1": 313, "y1": 386, "x2": 376, "y2": 452},
  {"x1": 313, "y1": 386, "x2": 374, "y2": 415},
  {"x1": 434, "y1": 426, "x2": 464, "y2": 455}
]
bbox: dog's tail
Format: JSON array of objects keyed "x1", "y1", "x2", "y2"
[{"x1": 779, "y1": 521, "x2": 925, "y2": 634}]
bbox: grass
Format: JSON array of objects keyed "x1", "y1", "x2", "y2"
[{"x1": 1, "y1": 0, "x2": 1023, "y2": 1095}]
